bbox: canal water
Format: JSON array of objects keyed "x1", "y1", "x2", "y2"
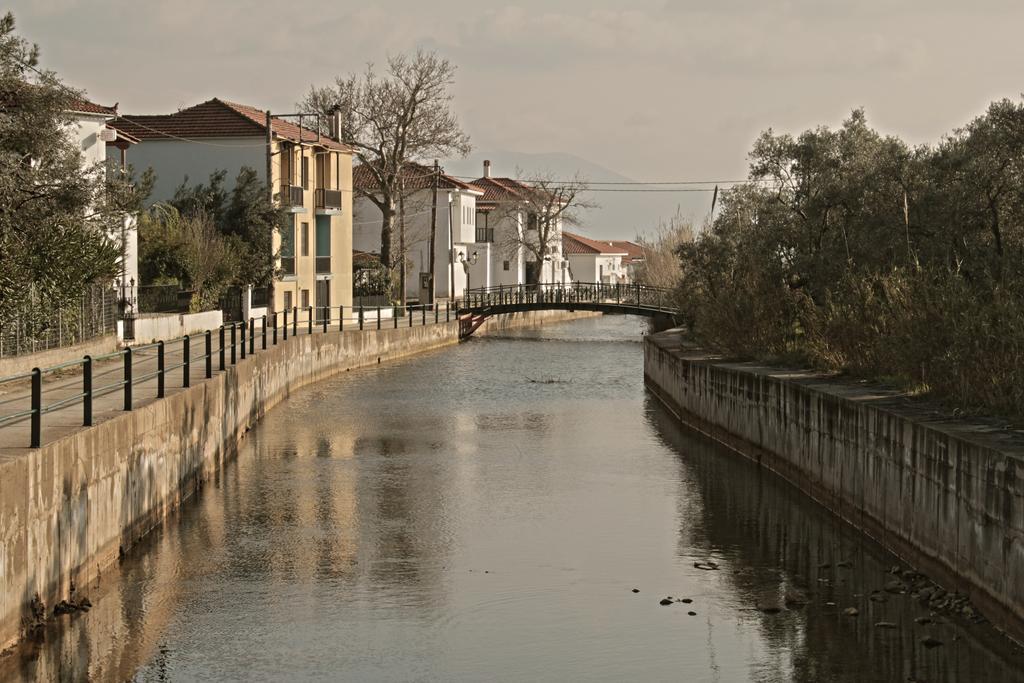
[{"x1": 6, "y1": 316, "x2": 1024, "y2": 682}]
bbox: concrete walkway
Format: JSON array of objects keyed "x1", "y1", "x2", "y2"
[{"x1": 0, "y1": 308, "x2": 453, "y2": 456}]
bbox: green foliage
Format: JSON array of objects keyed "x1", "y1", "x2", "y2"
[
  {"x1": 139, "y1": 167, "x2": 285, "y2": 309},
  {"x1": 0, "y1": 11, "x2": 138, "y2": 329},
  {"x1": 138, "y1": 205, "x2": 238, "y2": 312},
  {"x1": 677, "y1": 103, "x2": 1024, "y2": 417}
]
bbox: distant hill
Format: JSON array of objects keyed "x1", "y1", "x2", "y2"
[{"x1": 444, "y1": 150, "x2": 710, "y2": 241}]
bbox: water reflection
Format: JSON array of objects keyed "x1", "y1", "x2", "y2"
[{"x1": 4, "y1": 316, "x2": 1023, "y2": 682}]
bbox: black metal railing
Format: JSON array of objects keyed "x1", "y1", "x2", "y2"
[
  {"x1": 137, "y1": 285, "x2": 182, "y2": 313},
  {"x1": 251, "y1": 286, "x2": 270, "y2": 308},
  {"x1": 461, "y1": 281, "x2": 677, "y2": 314},
  {"x1": 315, "y1": 188, "x2": 342, "y2": 210},
  {"x1": 0, "y1": 301, "x2": 469, "y2": 448},
  {"x1": 280, "y1": 183, "x2": 304, "y2": 208},
  {"x1": 0, "y1": 285, "x2": 118, "y2": 359}
]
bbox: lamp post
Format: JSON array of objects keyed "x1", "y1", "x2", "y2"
[{"x1": 458, "y1": 250, "x2": 479, "y2": 299}]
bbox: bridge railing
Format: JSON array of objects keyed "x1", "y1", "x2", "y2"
[{"x1": 463, "y1": 282, "x2": 677, "y2": 312}]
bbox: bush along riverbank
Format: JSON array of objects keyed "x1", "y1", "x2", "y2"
[{"x1": 672, "y1": 100, "x2": 1024, "y2": 421}]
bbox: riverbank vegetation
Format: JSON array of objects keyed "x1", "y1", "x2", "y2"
[{"x1": 675, "y1": 101, "x2": 1024, "y2": 417}]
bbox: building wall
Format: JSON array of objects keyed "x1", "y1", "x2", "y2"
[
  {"x1": 353, "y1": 188, "x2": 479, "y2": 301},
  {"x1": 109, "y1": 137, "x2": 266, "y2": 203}
]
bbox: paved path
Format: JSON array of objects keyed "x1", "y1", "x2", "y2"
[{"x1": 0, "y1": 307, "x2": 454, "y2": 456}]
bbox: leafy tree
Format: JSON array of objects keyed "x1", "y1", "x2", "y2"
[
  {"x1": 163, "y1": 167, "x2": 284, "y2": 287},
  {"x1": 0, "y1": 11, "x2": 139, "y2": 327},
  {"x1": 138, "y1": 205, "x2": 237, "y2": 312}
]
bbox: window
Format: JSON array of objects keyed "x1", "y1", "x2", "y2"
[
  {"x1": 301, "y1": 156, "x2": 309, "y2": 190},
  {"x1": 281, "y1": 143, "x2": 293, "y2": 183},
  {"x1": 280, "y1": 219, "x2": 296, "y2": 275},
  {"x1": 283, "y1": 290, "x2": 292, "y2": 311},
  {"x1": 315, "y1": 216, "x2": 331, "y2": 273},
  {"x1": 301, "y1": 289, "x2": 310, "y2": 309},
  {"x1": 503, "y1": 260, "x2": 510, "y2": 271},
  {"x1": 527, "y1": 213, "x2": 538, "y2": 231},
  {"x1": 301, "y1": 222, "x2": 310, "y2": 257}
]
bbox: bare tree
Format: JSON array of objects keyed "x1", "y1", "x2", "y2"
[
  {"x1": 299, "y1": 51, "x2": 471, "y2": 288},
  {"x1": 635, "y1": 209, "x2": 695, "y2": 289},
  {"x1": 491, "y1": 171, "x2": 596, "y2": 284}
]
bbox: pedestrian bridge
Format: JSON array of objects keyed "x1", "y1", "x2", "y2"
[{"x1": 457, "y1": 282, "x2": 679, "y2": 338}]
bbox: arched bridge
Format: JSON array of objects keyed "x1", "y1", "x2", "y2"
[{"x1": 457, "y1": 282, "x2": 679, "y2": 338}]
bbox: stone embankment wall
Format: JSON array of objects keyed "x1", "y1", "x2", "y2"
[
  {"x1": 644, "y1": 330, "x2": 1024, "y2": 643},
  {"x1": 0, "y1": 310, "x2": 594, "y2": 650}
]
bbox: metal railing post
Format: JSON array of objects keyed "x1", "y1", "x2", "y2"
[
  {"x1": 359, "y1": 307, "x2": 364, "y2": 331},
  {"x1": 322, "y1": 306, "x2": 328, "y2": 333},
  {"x1": 283, "y1": 309, "x2": 288, "y2": 340},
  {"x1": 240, "y1": 321, "x2": 246, "y2": 360},
  {"x1": 339, "y1": 305, "x2": 344, "y2": 332},
  {"x1": 307, "y1": 306, "x2": 313, "y2": 336},
  {"x1": 273, "y1": 313, "x2": 278, "y2": 345},
  {"x1": 249, "y1": 318, "x2": 255, "y2": 354},
  {"x1": 435, "y1": 304, "x2": 439, "y2": 324},
  {"x1": 446, "y1": 302, "x2": 450, "y2": 322},
  {"x1": 123, "y1": 348, "x2": 133, "y2": 411},
  {"x1": 292, "y1": 307, "x2": 298, "y2": 337},
  {"x1": 30, "y1": 367, "x2": 41, "y2": 448},
  {"x1": 262, "y1": 315, "x2": 267, "y2": 350},
  {"x1": 183, "y1": 335, "x2": 191, "y2": 388},
  {"x1": 422, "y1": 305, "x2": 426, "y2": 326},
  {"x1": 83, "y1": 355, "x2": 93, "y2": 427},
  {"x1": 219, "y1": 326, "x2": 226, "y2": 371},
  {"x1": 157, "y1": 340, "x2": 165, "y2": 398},
  {"x1": 205, "y1": 330, "x2": 213, "y2": 378},
  {"x1": 230, "y1": 323, "x2": 237, "y2": 365},
  {"x1": 376, "y1": 306, "x2": 381, "y2": 330},
  {"x1": 408, "y1": 306, "x2": 412, "y2": 327}
]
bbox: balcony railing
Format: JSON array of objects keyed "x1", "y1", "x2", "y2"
[
  {"x1": 316, "y1": 256, "x2": 331, "y2": 274},
  {"x1": 280, "y1": 184, "x2": 304, "y2": 208},
  {"x1": 475, "y1": 227, "x2": 494, "y2": 243},
  {"x1": 280, "y1": 256, "x2": 296, "y2": 276},
  {"x1": 315, "y1": 188, "x2": 342, "y2": 211}
]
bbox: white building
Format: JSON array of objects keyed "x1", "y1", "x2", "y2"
[
  {"x1": 469, "y1": 161, "x2": 571, "y2": 288},
  {"x1": 68, "y1": 98, "x2": 140, "y2": 309},
  {"x1": 563, "y1": 231, "x2": 630, "y2": 284},
  {"x1": 352, "y1": 162, "x2": 485, "y2": 302}
]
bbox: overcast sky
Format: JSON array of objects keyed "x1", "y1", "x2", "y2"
[{"x1": 11, "y1": 0, "x2": 1024, "y2": 215}]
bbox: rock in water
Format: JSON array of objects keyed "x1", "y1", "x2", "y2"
[
  {"x1": 921, "y1": 636, "x2": 944, "y2": 649},
  {"x1": 843, "y1": 607, "x2": 860, "y2": 617},
  {"x1": 632, "y1": 589, "x2": 639, "y2": 593},
  {"x1": 659, "y1": 598, "x2": 674, "y2": 606},
  {"x1": 875, "y1": 621, "x2": 898, "y2": 629}
]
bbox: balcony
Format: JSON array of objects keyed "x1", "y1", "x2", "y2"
[
  {"x1": 316, "y1": 256, "x2": 331, "y2": 274},
  {"x1": 279, "y1": 183, "x2": 304, "y2": 211},
  {"x1": 475, "y1": 227, "x2": 494, "y2": 243},
  {"x1": 315, "y1": 188, "x2": 343, "y2": 214}
]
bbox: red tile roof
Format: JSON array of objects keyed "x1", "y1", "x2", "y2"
[
  {"x1": 68, "y1": 98, "x2": 118, "y2": 116},
  {"x1": 110, "y1": 98, "x2": 352, "y2": 151},
  {"x1": 609, "y1": 240, "x2": 645, "y2": 264},
  {"x1": 469, "y1": 176, "x2": 535, "y2": 204},
  {"x1": 353, "y1": 161, "x2": 483, "y2": 194},
  {"x1": 563, "y1": 231, "x2": 629, "y2": 256}
]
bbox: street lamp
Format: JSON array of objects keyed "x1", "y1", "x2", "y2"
[{"x1": 458, "y1": 250, "x2": 479, "y2": 298}]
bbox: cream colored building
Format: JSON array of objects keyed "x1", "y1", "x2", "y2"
[{"x1": 111, "y1": 98, "x2": 354, "y2": 314}]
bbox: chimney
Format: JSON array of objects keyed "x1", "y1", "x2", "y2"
[
  {"x1": 483, "y1": 159, "x2": 491, "y2": 178},
  {"x1": 328, "y1": 109, "x2": 341, "y2": 140}
]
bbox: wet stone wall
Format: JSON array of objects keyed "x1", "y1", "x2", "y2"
[{"x1": 644, "y1": 330, "x2": 1024, "y2": 643}]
